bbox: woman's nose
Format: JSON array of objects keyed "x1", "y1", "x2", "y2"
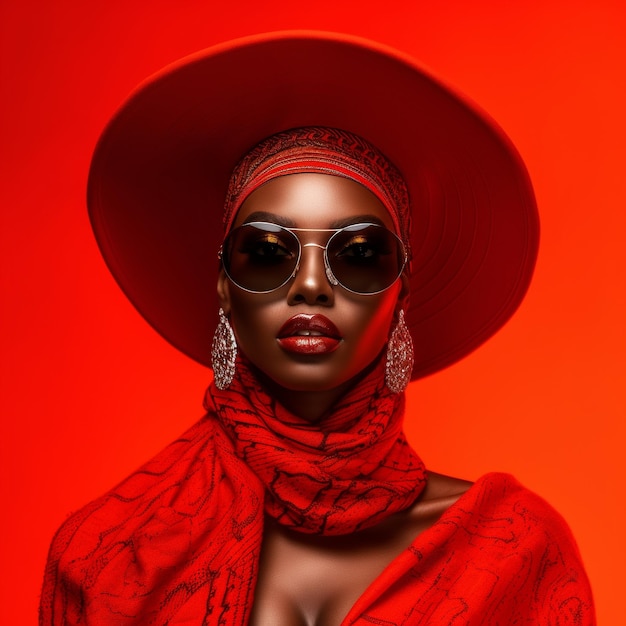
[{"x1": 286, "y1": 244, "x2": 335, "y2": 306}]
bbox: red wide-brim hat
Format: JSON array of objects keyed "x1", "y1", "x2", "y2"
[{"x1": 88, "y1": 31, "x2": 539, "y2": 380}]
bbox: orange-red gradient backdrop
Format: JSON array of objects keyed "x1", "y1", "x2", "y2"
[{"x1": 1, "y1": 1, "x2": 624, "y2": 623}]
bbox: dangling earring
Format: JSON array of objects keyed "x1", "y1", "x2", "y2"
[
  {"x1": 385, "y1": 310, "x2": 414, "y2": 393},
  {"x1": 211, "y1": 308, "x2": 237, "y2": 389}
]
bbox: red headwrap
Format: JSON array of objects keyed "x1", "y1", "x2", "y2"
[{"x1": 223, "y1": 127, "x2": 412, "y2": 255}]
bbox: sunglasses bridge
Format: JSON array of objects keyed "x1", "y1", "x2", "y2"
[
  {"x1": 298, "y1": 241, "x2": 340, "y2": 287},
  {"x1": 220, "y1": 222, "x2": 406, "y2": 295}
]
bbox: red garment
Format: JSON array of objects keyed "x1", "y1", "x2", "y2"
[
  {"x1": 209, "y1": 358, "x2": 427, "y2": 535},
  {"x1": 223, "y1": 127, "x2": 411, "y2": 246},
  {"x1": 343, "y1": 473, "x2": 595, "y2": 624},
  {"x1": 40, "y1": 362, "x2": 594, "y2": 624}
]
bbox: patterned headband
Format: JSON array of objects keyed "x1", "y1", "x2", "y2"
[{"x1": 223, "y1": 127, "x2": 411, "y2": 255}]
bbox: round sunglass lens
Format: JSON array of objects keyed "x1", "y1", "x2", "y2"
[
  {"x1": 223, "y1": 223, "x2": 300, "y2": 292},
  {"x1": 327, "y1": 224, "x2": 405, "y2": 294}
]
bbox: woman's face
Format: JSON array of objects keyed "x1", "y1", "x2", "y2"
[{"x1": 217, "y1": 173, "x2": 407, "y2": 401}]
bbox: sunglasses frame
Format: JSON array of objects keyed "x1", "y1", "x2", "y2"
[{"x1": 219, "y1": 221, "x2": 408, "y2": 295}]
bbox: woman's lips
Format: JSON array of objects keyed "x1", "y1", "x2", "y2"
[{"x1": 277, "y1": 314, "x2": 342, "y2": 355}]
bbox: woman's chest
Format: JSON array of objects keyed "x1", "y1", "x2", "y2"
[
  {"x1": 249, "y1": 517, "x2": 425, "y2": 626},
  {"x1": 248, "y1": 475, "x2": 469, "y2": 626}
]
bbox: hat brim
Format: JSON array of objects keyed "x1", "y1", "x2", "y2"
[{"x1": 88, "y1": 31, "x2": 539, "y2": 380}]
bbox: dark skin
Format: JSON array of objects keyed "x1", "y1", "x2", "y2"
[
  {"x1": 250, "y1": 473, "x2": 472, "y2": 626},
  {"x1": 217, "y1": 174, "x2": 471, "y2": 625},
  {"x1": 218, "y1": 174, "x2": 406, "y2": 421}
]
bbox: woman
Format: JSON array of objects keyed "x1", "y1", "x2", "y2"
[{"x1": 40, "y1": 32, "x2": 594, "y2": 625}]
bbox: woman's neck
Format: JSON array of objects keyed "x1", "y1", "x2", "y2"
[{"x1": 251, "y1": 360, "x2": 379, "y2": 424}]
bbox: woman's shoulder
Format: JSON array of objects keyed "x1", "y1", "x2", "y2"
[
  {"x1": 423, "y1": 470, "x2": 568, "y2": 517},
  {"x1": 458, "y1": 471, "x2": 577, "y2": 533},
  {"x1": 427, "y1": 471, "x2": 579, "y2": 540},
  {"x1": 406, "y1": 471, "x2": 596, "y2": 622},
  {"x1": 414, "y1": 470, "x2": 590, "y2": 574},
  {"x1": 40, "y1": 415, "x2": 264, "y2": 622},
  {"x1": 45, "y1": 414, "x2": 247, "y2": 543},
  {"x1": 436, "y1": 472, "x2": 593, "y2": 594},
  {"x1": 41, "y1": 419, "x2": 236, "y2": 596}
]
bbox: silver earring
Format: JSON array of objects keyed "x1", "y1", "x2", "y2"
[
  {"x1": 211, "y1": 308, "x2": 237, "y2": 390},
  {"x1": 385, "y1": 310, "x2": 414, "y2": 393}
]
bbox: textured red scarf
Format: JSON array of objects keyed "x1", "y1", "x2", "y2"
[
  {"x1": 40, "y1": 358, "x2": 427, "y2": 623},
  {"x1": 208, "y1": 357, "x2": 427, "y2": 535}
]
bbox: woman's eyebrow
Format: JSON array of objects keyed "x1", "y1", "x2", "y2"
[
  {"x1": 330, "y1": 215, "x2": 387, "y2": 228},
  {"x1": 241, "y1": 212, "x2": 387, "y2": 229},
  {"x1": 242, "y1": 211, "x2": 297, "y2": 227}
]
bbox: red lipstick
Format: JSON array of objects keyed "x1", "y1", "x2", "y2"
[{"x1": 277, "y1": 314, "x2": 342, "y2": 355}]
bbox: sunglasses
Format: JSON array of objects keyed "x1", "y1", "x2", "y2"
[{"x1": 219, "y1": 221, "x2": 408, "y2": 295}]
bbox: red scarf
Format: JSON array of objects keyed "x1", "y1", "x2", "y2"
[
  {"x1": 40, "y1": 358, "x2": 426, "y2": 623},
  {"x1": 209, "y1": 357, "x2": 426, "y2": 535}
]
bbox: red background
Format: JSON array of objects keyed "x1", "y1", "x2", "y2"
[{"x1": 1, "y1": 1, "x2": 624, "y2": 623}]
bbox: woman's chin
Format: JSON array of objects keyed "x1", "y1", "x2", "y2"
[{"x1": 251, "y1": 354, "x2": 381, "y2": 397}]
